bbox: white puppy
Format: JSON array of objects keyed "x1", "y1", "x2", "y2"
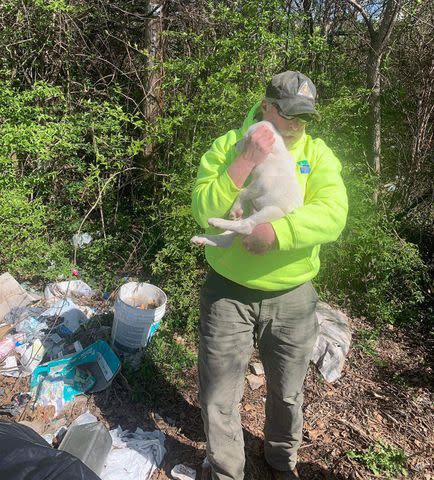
[{"x1": 191, "y1": 120, "x2": 303, "y2": 248}]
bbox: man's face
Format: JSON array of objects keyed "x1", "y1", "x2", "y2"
[{"x1": 261, "y1": 100, "x2": 306, "y2": 146}]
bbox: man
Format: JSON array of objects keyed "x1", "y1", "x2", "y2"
[{"x1": 191, "y1": 71, "x2": 348, "y2": 480}]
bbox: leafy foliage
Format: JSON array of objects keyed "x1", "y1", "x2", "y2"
[
  {"x1": 0, "y1": 0, "x2": 431, "y2": 343},
  {"x1": 347, "y1": 440, "x2": 408, "y2": 477}
]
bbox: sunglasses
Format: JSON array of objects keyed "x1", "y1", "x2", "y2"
[{"x1": 274, "y1": 105, "x2": 310, "y2": 125}]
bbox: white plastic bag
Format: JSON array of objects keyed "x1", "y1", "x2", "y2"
[
  {"x1": 101, "y1": 427, "x2": 166, "y2": 480},
  {"x1": 44, "y1": 281, "x2": 94, "y2": 301},
  {"x1": 41, "y1": 298, "x2": 89, "y2": 335},
  {"x1": 311, "y1": 302, "x2": 352, "y2": 383}
]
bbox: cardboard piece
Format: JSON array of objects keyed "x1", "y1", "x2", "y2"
[
  {"x1": 0, "y1": 272, "x2": 41, "y2": 323},
  {"x1": 0, "y1": 325, "x2": 13, "y2": 340}
]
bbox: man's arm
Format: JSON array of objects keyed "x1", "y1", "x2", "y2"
[
  {"x1": 192, "y1": 124, "x2": 274, "y2": 228},
  {"x1": 191, "y1": 130, "x2": 242, "y2": 229},
  {"x1": 270, "y1": 142, "x2": 348, "y2": 250}
]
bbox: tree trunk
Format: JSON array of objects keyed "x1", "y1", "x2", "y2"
[
  {"x1": 367, "y1": 44, "x2": 382, "y2": 174},
  {"x1": 143, "y1": 1, "x2": 164, "y2": 157}
]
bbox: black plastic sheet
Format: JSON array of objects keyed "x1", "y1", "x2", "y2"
[{"x1": 0, "y1": 421, "x2": 100, "y2": 480}]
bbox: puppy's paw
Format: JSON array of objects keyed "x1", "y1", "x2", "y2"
[
  {"x1": 208, "y1": 217, "x2": 225, "y2": 228},
  {"x1": 229, "y1": 208, "x2": 243, "y2": 220},
  {"x1": 191, "y1": 236, "x2": 207, "y2": 246}
]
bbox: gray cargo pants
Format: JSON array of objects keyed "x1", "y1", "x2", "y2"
[{"x1": 199, "y1": 270, "x2": 319, "y2": 480}]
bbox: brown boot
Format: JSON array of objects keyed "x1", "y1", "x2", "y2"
[{"x1": 270, "y1": 467, "x2": 300, "y2": 480}]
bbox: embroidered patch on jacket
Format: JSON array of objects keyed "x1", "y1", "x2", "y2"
[{"x1": 297, "y1": 160, "x2": 311, "y2": 174}]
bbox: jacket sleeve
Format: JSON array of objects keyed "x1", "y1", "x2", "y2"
[
  {"x1": 271, "y1": 142, "x2": 348, "y2": 250},
  {"x1": 191, "y1": 129, "x2": 241, "y2": 228}
]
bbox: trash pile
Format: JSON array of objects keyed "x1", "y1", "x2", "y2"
[
  {"x1": 0, "y1": 273, "x2": 97, "y2": 375},
  {"x1": 0, "y1": 271, "x2": 171, "y2": 479},
  {"x1": 0, "y1": 411, "x2": 167, "y2": 480}
]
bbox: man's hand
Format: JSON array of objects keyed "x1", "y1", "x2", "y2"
[
  {"x1": 243, "y1": 124, "x2": 275, "y2": 166},
  {"x1": 242, "y1": 223, "x2": 276, "y2": 255},
  {"x1": 228, "y1": 124, "x2": 275, "y2": 188}
]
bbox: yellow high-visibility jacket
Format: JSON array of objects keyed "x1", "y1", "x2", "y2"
[{"x1": 192, "y1": 102, "x2": 348, "y2": 291}]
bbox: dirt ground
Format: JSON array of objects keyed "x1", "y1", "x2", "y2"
[{"x1": 1, "y1": 314, "x2": 433, "y2": 479}]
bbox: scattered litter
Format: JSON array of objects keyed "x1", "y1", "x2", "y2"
[
  {"x1": 0, "y1": 355, "x2": 20, "y2": 377},
  {"x1": 14, "y1": 315, "x2": 48, "y2": 340},
  {"x1": 101, "y1": 427, "x2": 166, "y2": 480},
  {"x1": 53, "y1": 425, "x2": 68, "y2": 445},
  {"x1": 311, "y1": 302, "x2": 352, "y2": 383},
  {"x1": 4, "y1": 305, "x2": 45, "y2": 326},
  {"x1": 0, "y1": 392, "x2": 31, "y2": 416},
  {"x1": 42, "y1": 433, "x2": 54, "y2": 444},
  {"x1": 0, "y1": 324, "x2": 13, "y2": 340},
  {"x1": 32, "y1": 364, "x2": 95, "y2": 416},
  {"x1": 137, "y1": 300, "x2": 158, "y2": 310},
  {"x1": 246, "y1": 374, "x2": 264, "y2": 390},
  {"x1": 79, "y1": 305, "x2": 97, "y2": 319},
  {"x1": 0, "y1": 387, "x2": 5, "y2": 396},
  {"x1": 72, "y1": 233, "x2": 93, "y2": 248},
  {"x1": 71, "y1": 410, "x2": 98, "y2": 426},
  {"x1": 0, "y1": 404, "x2": 20, "y2": 416},
  {"x1": 59, "y1": 421, "x2": 112, "y2": 476},
  {"x1": 0, "y1": 335, "x2": 15, "y2": 361},
  {"x1": 44, "y1": 281, "x2": 94, "y2": 301},
  {"x1": 171, "y1": 464, "x2": 197, "y2": 480},
  {"x1": 250, "y1": 362, "x2": 264, "y2": 376},
  {"x1": 30, "y1": 340, "x2": 120, "y2": 415},
  {"x1": 40, "y1": 297, "x2": 89, "y2": 337},
  {"x1": 11, "y1": 392, "x2": 32, "y2": 407},
  {"x1": 0, "y1": 272, "x2": 41, "y2": 322},
  {"x1": 20, "y1": 338, "x2": 45, "y2": 374},
  {"x1": 0, "y1": 421, "x2": 101, "y2": 479}
]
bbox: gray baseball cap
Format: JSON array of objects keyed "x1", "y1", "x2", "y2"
[{"x1": 265, "y1": 71, "x2": 320, "y2": 120}]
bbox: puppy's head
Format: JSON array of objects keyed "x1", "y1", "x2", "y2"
[{"x1": 237, "y1": 120, "x2": 286, "y2": 153}]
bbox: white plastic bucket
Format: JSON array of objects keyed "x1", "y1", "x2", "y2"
[{"x1": 111, "y1": 282, "x2": 167, "y2": 353}]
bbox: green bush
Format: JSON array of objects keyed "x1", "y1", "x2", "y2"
[
  {"x1": 347, "y1": 440, "x2": 408, "y2": 477},
  {"x1": 0, "y1": 80, "x2": 149, "y2": 285},
  {"x1": 0, "y1": 188, "x2": 70, "y2": 279}
]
